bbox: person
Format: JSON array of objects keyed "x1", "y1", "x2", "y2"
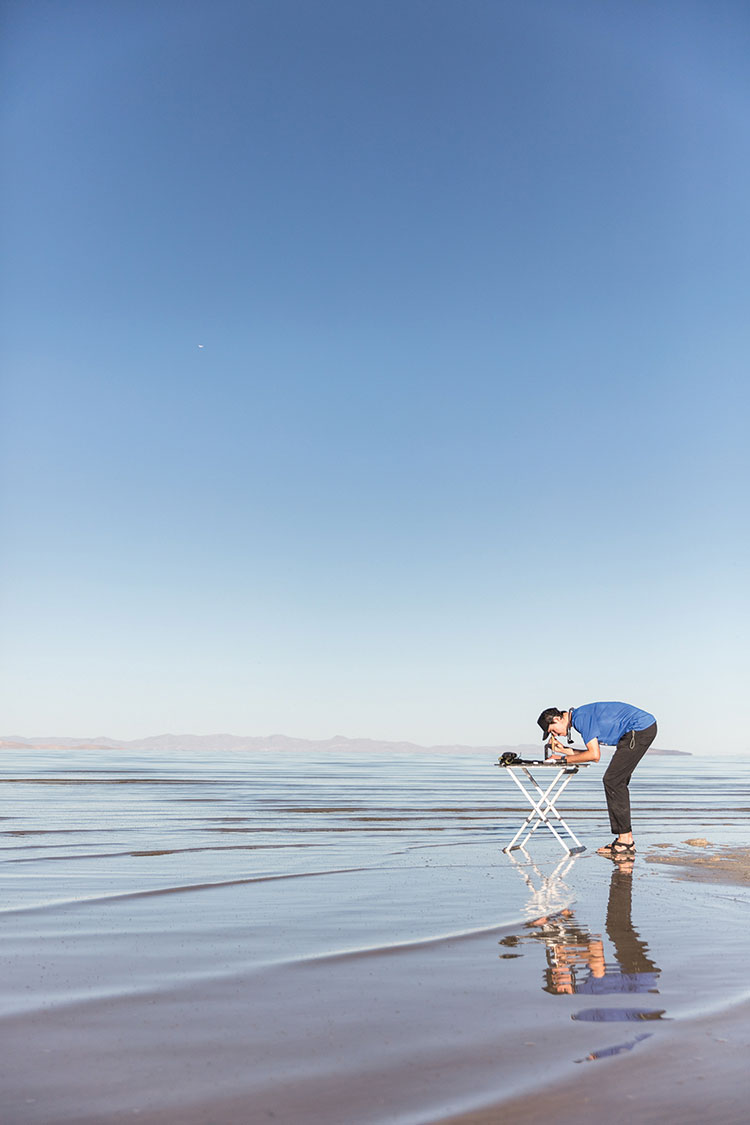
[{"x1": 536, "y1": 702, "x2": 657, "y2": 857}]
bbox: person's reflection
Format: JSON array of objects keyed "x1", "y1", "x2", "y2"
[
  {"x1": 499, "y1": 859, "x2": 661, "y2": 999},
  {"x1": 499, "y1": 859, "x2": 664, "y2": 1061}
]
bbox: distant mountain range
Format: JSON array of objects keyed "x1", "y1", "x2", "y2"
[{"x1": 0, "y1": 733, "x2": 691, "y2": 755}]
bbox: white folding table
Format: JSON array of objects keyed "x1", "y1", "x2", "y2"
[{"x1": 497, "y1": 759, "x2": 588, "y2": 855}]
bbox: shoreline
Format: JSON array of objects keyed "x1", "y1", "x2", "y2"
[{"x1": 2, "y1": 749, "x2": 747, "y2": 1124}]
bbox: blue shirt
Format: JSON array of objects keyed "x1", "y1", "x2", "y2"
[
  {"x1": 571, "y1": 702, "x2": 656, "y2": 747},
  {"x1": 576, "y1": 971, "x2": 661, "y2": 995}
]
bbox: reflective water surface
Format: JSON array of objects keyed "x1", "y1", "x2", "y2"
[{"x1": 0, "y1": 749, "x2": 748, "y2": 1123}]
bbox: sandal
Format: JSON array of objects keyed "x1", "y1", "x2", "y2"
[{"x1": 597, "y1": 839, "x2": 636, "y2": 857}]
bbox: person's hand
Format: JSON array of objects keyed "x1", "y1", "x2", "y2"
[{"x1": 546, "y1": 736, "x2": 567, "y2": 760}]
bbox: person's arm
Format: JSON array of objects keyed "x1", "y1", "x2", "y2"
[{"x1": 548, "y1": 737, "x2": 601, "y2": 764}]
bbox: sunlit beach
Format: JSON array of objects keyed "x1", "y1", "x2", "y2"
[{"x1": 1, "y1": 746, "x2": 748, "y2": 1123}]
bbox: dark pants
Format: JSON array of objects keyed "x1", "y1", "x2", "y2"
[{"x1": 602, "y1": 722, "x2": 657, "y2": 834}]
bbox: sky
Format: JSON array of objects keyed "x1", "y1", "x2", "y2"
[{"x1": 1, "y1": 0, "x2": 748, "y2": 753}]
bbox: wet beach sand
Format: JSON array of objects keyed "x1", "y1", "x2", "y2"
[
  {"x1": 447, "y1": 847, "x2": 750, "y2": 1125},
  {"x1": 1, "y1": 749, "x2": 748, "y2": 1124},
  {"x1": 646, "y1": 842, "x2": 750, "y2": 886}
]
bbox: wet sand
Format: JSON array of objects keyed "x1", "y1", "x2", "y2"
[
  {"x1": 444, "y1": 849, "x2": 750, "y2": 1125},
  {"x1": 442, "y1": 997, "x2": 750, "y2": 1125},
  {"x1": 1, "y1": 749, "x2": 748, "y2": 1123},
  {"x1": 646, "y1": 843, "x2": 750, "y2": 887}
]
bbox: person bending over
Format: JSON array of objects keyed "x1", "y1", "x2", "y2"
[{"x1": 536, "y1": 702, "x2": 657, "y2": 858}]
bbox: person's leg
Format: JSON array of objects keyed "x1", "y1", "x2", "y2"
[{"x1": 600, "y1": 723, "x2": 657, "y2": 849}]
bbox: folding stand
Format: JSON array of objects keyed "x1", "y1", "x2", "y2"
[{"x1": 497, "y1": 761, "x2": 588, "y2": 854}]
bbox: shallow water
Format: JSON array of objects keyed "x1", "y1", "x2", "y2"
[{"x1": 1, "y1": 750, "x2": 748, "y2": 1123}]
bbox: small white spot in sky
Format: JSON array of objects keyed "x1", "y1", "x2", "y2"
[{"x1": 197, "y1": 344, "x2": 205, "y2": 349}]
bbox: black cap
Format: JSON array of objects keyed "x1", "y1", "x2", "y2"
[{"x1": 537, "y1": 707, "x2": 563, "y2": 741}]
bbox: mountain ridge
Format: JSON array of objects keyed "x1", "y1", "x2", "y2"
[{"x1": 0, "y1": 733, "x2": 691, "y2": 755}]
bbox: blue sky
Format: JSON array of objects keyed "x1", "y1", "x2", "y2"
[{"x1": 2, "y1": 0, "x2": 748, "y2": 751}]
